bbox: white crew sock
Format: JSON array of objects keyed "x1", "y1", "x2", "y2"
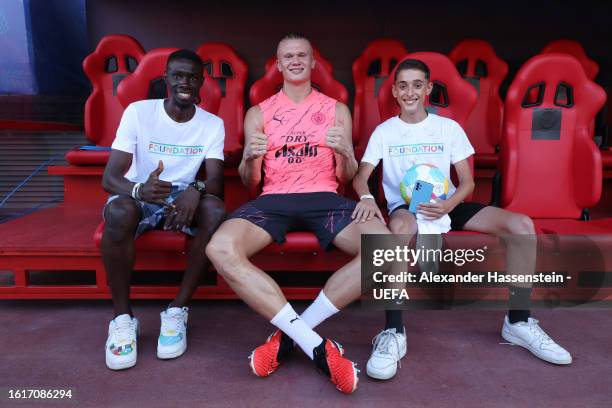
[
  {"x1": 271, "y1": 303, "x2": 323, "y2": 359},
  {"x1": 300, "y1": 290, "x2": 339, "y2": 329}
]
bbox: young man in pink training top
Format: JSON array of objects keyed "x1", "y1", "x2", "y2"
[{"x1": 206, "y1": 34, "x2": 389, "y2": 394}]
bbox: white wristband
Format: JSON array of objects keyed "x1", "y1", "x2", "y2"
[
  {"x1": 360, "y1": 194, "x2": 375, "y2": 201},
  {"x1": 131, "y1": 183, "x2": 143, "y2": 201}
]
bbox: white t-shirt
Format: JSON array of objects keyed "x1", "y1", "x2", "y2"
[
  {"x1": 112, "y1": 99, "x2": 225, "y2": 188},
  {"x1": 361, "y1": 114, "x2": 474, "y2": 213}
]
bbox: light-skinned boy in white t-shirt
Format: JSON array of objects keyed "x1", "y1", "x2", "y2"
[{"x1": 352, "y1": 59, "x2": 572, "y2": 380}]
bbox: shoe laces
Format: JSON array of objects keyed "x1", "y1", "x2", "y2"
[
  {"x1": 524, "y1": 319, "x2": 553, "y2": 345},
  {"x1": 161, "y1": 310, "x2": 186, "y2": 335},
  {"x1": 111, "y1": 319, "x2": 135, "y2": 345},
  {"x1": 371, "y1": 330, "x2": 402, "y2": 368}
]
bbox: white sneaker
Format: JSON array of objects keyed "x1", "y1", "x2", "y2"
[
  {"x1": 501, "y1": 316, "x2": 572, "y2": 365},
  {"x1": 105, "y1": 314, "x2": 139, "y2": 370},
  {"x1": 366, "y1": 328, "x2": 407, "y2": 380},
  {"x1": 157, "y1": 306, "x2": 188, "y2": 359}
]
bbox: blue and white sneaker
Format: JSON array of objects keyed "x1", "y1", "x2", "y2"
[
  {"x1": 105, "y1": 314, "x2": 139, "y2": 370},
  {"x1": 157, "y1": 306, "x2": 188, "y2": 359}
]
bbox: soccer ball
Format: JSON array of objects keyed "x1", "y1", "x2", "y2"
[{"x1": 400, "y1": 163, "x2": 448, "y2": 204}]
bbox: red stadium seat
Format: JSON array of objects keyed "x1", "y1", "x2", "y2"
[
  {"x1": 352, "y1": 39, "x2": 408, "y2": 159},
  {"x1": 603, "y1": 148, "x2": 612, "y2": 177},
  {"x1": 116, "y1": 48, "x2": 221, "y2": 114},
  {"x1": 196, "y1": 43, "x2": 248, "y2": 167},
  {"x1": 249, "y1": 56, "x2": 348, "y2": 106},
  {"x1": 377, "y1": 52, "x2": 478, "y2": 203},
  {"x1": 69, "y1": 35, "x2": 145, "y2": 165},
  {"x1": 541, "y1": 40, "x2": 608, "y2": 175},
  {"x1": 64, "y1": 148, "x2": 112, "y2": 165},
  {"x1": 449, "y1": 40, "x2": 508, "y2": 168},
  {"x1": 541, "y1": 40, "x2": 599, "y2": 80},
  {"x1": 604, "y1": 100, "x2": 612, "y2": 174},
  {"x1": 94, "y1": 222, "x2": 187, "y2": 252},
  {"x1": 500, "y1": 53, "x2": 606, "y2": 228},
  {"x1": 264, "y1": 45, "x2": 333, "y2": 74}
]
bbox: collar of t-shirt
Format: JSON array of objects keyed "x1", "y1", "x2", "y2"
[
  {"x1": 393, "y1": 113, "x2": 432, "y2": 130},
  {"x1": 160, "y1": 99, "x2": 199, "y2": 127}
]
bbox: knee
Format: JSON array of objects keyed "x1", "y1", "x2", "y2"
[
  {"x1": 103, "y1": 200, "x2": 140, "y2": 242},
  {"x1": 507, "y1": 214, "x2": 535, "y2": 235},
  {"x1": 205, "y1": 232, "x2": 242, "y2": 276},
  {"x1": 389, "y1": 218, "x2": 417, "y2": 235}
]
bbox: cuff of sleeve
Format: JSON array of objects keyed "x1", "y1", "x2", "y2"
[
  {"x1": 451, "y1": 150, "x2": 475, "y2": 164},
  {"x1": 360, "y1": 157, "x2": 380, "y2": 167},
  {"x1": 110, "y1": 143, "x2": 135, "y2": 154}
]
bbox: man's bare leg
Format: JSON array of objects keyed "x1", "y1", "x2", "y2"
[
  {"x1": 171, "y1": 195, "x2": 226, "y2": 307},
  {"x1": 101, "y1": 197, "x2": 142, "y2": 370},
  {"x1": 206, "y1": 217, "x2": 369, "y2": 389},
  {"x1": 101, "y1": 198, "x2": 142, "y2": 318},
  {"x1": 206, "y1": 218, "x2": 283, "y2": 318},
  {"x1": 156, "y1": 195, "x2": 226, "y2": 361},
  {"x1": 206, "y1": 219, "x2": 326, "y2": 362},
  {"x1": 322, "y1": 218, "x2": 391, "y2": 308},
  {"x1": 298, "y1": 217, "x2": 391, "y2": 330}
]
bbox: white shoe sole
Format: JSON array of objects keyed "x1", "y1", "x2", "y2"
[
  {"x1": 502, "y1": 328, "x2": 572, "y2": 365},
  {"x1": 106, "y1": 354, "x2": 137, "y2": 370},
  {"x1": 366, "y1": 343, "x2": 407, "y2": 380},
  {"x1": 157, "y1": 341, "x2": 187, "y2": 360}
]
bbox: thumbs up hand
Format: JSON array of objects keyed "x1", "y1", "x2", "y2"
[
  {"x1": 244, "y1": 132, "x2": 269, "y2": 161},
  {"x1": 149, "y1": 160, "x2": 164, "y2": 179},
  {"x1": 325, "y1": 115, "x2": 349, "y2": 156},
  {"x1": 140, "y1": 160, "x2": 173, "y2": 205}
]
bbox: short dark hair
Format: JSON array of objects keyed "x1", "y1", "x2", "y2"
[
  {"x1": 167, "y1": 49, "x2": 203, "y2": 72},
  {"x1": 394, "y1": 59, "x2": 430, "y2": 81}
]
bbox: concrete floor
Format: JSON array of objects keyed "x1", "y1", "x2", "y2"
[{"x1": 1, "y1": 300, "x2": 611, "y2": 408}]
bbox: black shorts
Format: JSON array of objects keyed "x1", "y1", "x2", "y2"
[
  {"x1": 228, "y1": 192, "x2": 357, "y2": 250},
  {"x1": 390, "y1": 202, "x2": 488, "y2": 231}
]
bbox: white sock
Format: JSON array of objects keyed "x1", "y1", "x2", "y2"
[
  {"x1": 300, "y1": 290, "x2": 339, "y2": 329},
  {"x1": 271, "y1": 303, "x2": 323, "y2": 359}
]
